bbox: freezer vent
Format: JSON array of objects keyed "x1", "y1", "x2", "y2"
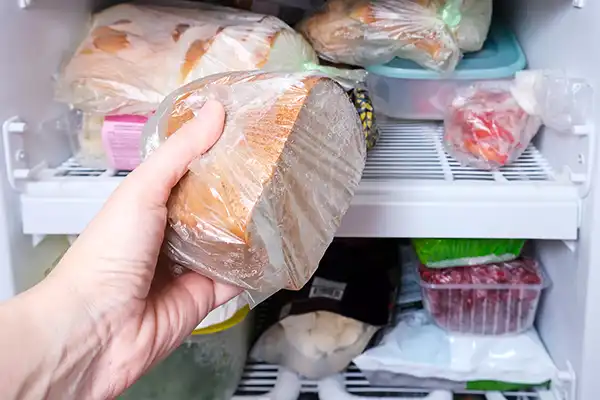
[{"x1": 364, "y1": 122, "x2": 554, "y2": 183}]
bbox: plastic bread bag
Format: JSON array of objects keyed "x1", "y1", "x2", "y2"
[
  {"x1": 444, "y1": 71, "x2": 592, "y2": 170},
  {"x1": 451, "y1": 0, "x2": 492, "y2": 52},
  {"x1": 297, "y1": 0, "x2": 462, "y2": 72},
  {"x1": 411, "y1": 238, "x2": 525, "y2": 268},
  {"x1": 141, "y1": 71, "x2": 366, "y2": 306},
  {"x1": 55, "y1": 2, "x2": 366, "y2": 115},
  {"x1": 354, "y1": 310, "x2": 557, "y2": 388},
  {"x1": 250, "y1": 239, "x2": 398, "y2": 378}
]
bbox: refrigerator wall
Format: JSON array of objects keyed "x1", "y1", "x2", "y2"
[{"x1": 0, "y1": 0, "x2": 597, "y2": 399}]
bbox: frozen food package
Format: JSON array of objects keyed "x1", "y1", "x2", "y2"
[
  {"x1": 452, "y1": 0, "x2": 492, "y2": 52},
  {"x1": 142, "y1": 71, "x2": 366, "y2": 305},
  {"x1": 412, "y1": 238, "x2": 525, "y2": 268},
  {"x1": 56, "y1": 2, "x2": 365, "y2": 115},
  {"x1": 354, "y1": 310, "x2": 557, "y2": 387},
  {"x1": 297, "y1": 0, "x2": 462, "y2": 72},
  {"x1": 251, "y1": 239, "x2": 398, "y2": 378},
  {"x1": 444, "y1": 71, "x2": 593, "y2": 170},
  {"x1": 419, "y1": 258, "x2": 548, "y2": 335},
  {"x1": 444, "y1": 82, "x2": 542, "y2": 170}
]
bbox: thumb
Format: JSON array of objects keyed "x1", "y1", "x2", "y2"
[{"x1": 124, "y1": 100, "x2": 225, "y2": 204}]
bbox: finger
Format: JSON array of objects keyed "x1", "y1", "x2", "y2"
[{"x1": 124, "y1": 100, "x2": 225, "y2": 203}]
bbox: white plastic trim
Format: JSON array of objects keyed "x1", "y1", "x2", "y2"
[
  {"x1": 2, "y1": 116, "x2": 27, "y2": 191},
  {"x1": 18, "y1": 121, "x2": 582, "y2": 239}
]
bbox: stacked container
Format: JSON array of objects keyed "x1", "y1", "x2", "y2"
[
  {"x1": 120, "y1": 297, "x2": 252, "y2": 400},
  {"x1": 366, "y1": 23, "x2": 526, "y2": 120},
  {"x1": 413, "y1": 239, "x2": 549, "y2": 335}
]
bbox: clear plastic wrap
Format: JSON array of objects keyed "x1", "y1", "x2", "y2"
[
  {"x1": 411, "y1": 238, "x2": 525, "y2": 268},
  {"x1": 297, "y1": 0, "x2": 463, "y2": 72},
  {"x1": 452, "y1": 0, "x2": 492, "y2": 52},
  {"x1": 419, "y1": 258, "x2": 548, "y2": 335},
  {"x1": 444, "y1": 71, "x2": 592, "y2": 170},
  {"x1": 252, "y1": 311, "x2": 378, "y2": 379},
  {"x1": 354, "y1": 310, "x2": 557, "y2": 387},
  {"x1": 142, "y1": 71, "x2": 366, "y2": 305},
  {"x1": 444, "y1": 83, "x2": 542, "y2": 170},
  {"x1": 56, "y1": 2, "x2": 364, "y2": 115}
]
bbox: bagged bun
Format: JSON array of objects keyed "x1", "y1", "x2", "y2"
[
  {"x1": 142, "y1": 71, "x2": 366, "y2": 304},
  {"x1": 298, "y1": 0, "x2": 461, "y2": 72},
  {"x1": 56, "y1": 3, "x2": 320, "y2": 114}
]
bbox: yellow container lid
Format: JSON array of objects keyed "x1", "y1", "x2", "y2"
[{"x1": 192, "y1": 294, "x2": 250, "y2": 335}]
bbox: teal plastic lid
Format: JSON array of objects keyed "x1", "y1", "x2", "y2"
[{"x1": 366, "y1": 22, "x2": 526, "y2": 80}]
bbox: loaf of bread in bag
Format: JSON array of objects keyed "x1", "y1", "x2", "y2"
[{"x1": 159, "y1": 71, "x2": 366, "y2": 292}]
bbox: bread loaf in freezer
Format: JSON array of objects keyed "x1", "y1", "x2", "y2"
[
  {"x1": 56, "y1": 3, "x2": 318, "y2": 114},
  {"x1": 297, "y1": 0, "x2": 461, "y2": 72},
  {"x1": 142, "y1": 71, "x2": 366, "y2": 301}
]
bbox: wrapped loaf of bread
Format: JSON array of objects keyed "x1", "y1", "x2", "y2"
[
  {"x1": 56, "y1": 3, "x2": 323, "y2": 114},
  {"x1": 298, "y1": 0, "x2": 461, "y2": 71},
  {"x1": 142, "y1": 71, "x2": 366, "y2": 303}
]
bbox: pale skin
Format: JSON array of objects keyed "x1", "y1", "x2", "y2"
[{"x1": 0, "y1": 101, "x2": 241, "y2": 400}]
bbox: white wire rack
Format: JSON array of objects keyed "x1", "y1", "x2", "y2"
[
  {"x1": 364, "y1": 122, "x2": 553, "y2": 182},
  {"x1": 18, "y1": 121, "x2": 580, "y2": 238},
  {"x1": 232, "y1": 363, "x2": 560, "y2": 400}
]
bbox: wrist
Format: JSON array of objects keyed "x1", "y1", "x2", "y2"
[{"x1": 0, "y1": 277, "x2": 103, "y2": 400}]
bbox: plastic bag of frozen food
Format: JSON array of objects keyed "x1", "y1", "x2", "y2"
[
  {"x1": 412, "y1": 238, "x2": 525, "y2": 268},
  {"x1": 56, "y1": 2, "x2": 365, "y2": 115},
  {"x1": 444, "y1": 71, "x2": 592, "y2": 170},
  {"x1": 452, "y1": 0, "x2": 492, "y2": 52},
  {"x1": 354, "y1": 310, "x2": 557, "y2": 387},
  {"x1": 141, "y1": 71, "x2": 366, "y2": 305},
  {"x1": 297, "y1": 0, "x2": 463, "y2": 71},
  {"x1": 250, "y1": 239, "x2": 398, "y2": 378}
]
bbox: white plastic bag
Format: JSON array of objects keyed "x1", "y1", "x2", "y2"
[
  {"x1": 354, "y1": 310, "x2": 557, "y2": 385},
  {"x1": 252, "y1": 311, "x2": 378, "y2": 379}
]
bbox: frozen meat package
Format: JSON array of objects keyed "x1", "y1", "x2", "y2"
[
  {"x1": 56, "y1": 2, "x2": 364, "y2": 115},
  {"x1": 444, "y1": 71, "x2": 593, "y2": 170},
  {"x1": 142, "y1": 71, "x2": 366, "y2": 305},
  {"x1": 354, "y1": 310, "x2": 557, "y2": 387},
  {"x1": 298, "y1": 0, "x2": 492, "y2": 72},
  {"x1": 251, "y1": 239, "x2": 398, "y2": 378}
]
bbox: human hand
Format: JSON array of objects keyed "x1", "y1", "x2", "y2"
[{"x1": 2, "y1": 101, "x2": 241, "y2": 400}]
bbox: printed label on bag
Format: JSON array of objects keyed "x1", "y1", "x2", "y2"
[
  {"x1": 309, "y1": 277, "x2": 346, "y2": 301},
  {"x1": 101, "y1": 115, "x2": 149, "y2": 171}
]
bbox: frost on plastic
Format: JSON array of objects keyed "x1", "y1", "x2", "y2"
[
  {"x1": 142, "y1": 71, "x2": 366, "y2": 305},
  {"x1": 55, "y1": 2, "x2": 365, "y2": 115},
  {"x1": 444, "y1": 71, "x2": 592, "y2": 170},
  {"x1": 297, "y1": 0, "x2": 492, "y2": 72}
]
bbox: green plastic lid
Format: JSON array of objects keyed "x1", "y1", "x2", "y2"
[{"x1": 366, "y1": 22, "x2": 526, "y2": 80}]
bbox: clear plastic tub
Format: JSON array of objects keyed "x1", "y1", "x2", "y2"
[
  {"x1": 366, "y1": 23, "x2": 526, "y2": 120},
  {"x1": 120, "y1": 302, "x2": 252, "y2": 400},
  {"x1": 419, "y1": 259, "x2": 548, "y2": 335}
]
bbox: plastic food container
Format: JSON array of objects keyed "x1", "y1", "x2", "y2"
[
  {"x1": 366, "y1": 23, "x2": 526, "y2": 120},
  {"x1": 65, "y1": 110, "x2": 150, "y2": 170},
  {"x1": 419, "y1": 259, "x2": 548, "y2": 335},
  {"x1": 412, "y1": 238, "x2": 525, "y2": 268},
  {"x1": 120, "y1": 297, "x2": 252, "y2": 400}
]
